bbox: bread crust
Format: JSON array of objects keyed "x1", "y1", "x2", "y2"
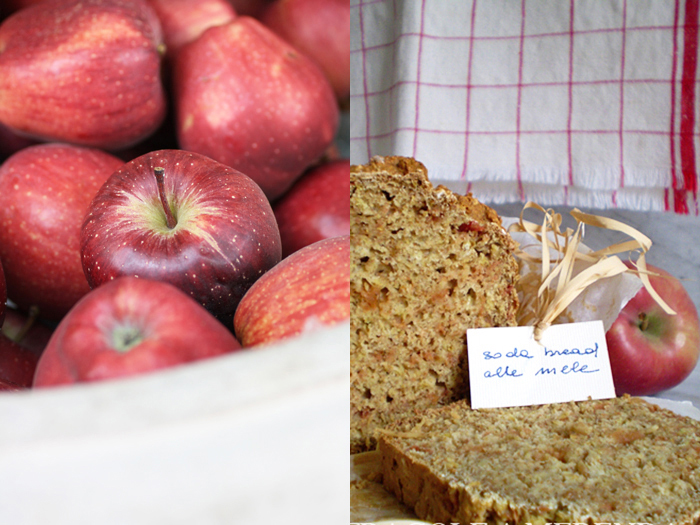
[{"x1": 379, "y1": 396, "x2": 700, "y2": 525}]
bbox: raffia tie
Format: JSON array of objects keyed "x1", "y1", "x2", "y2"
[{"x1": 509, "y1": 202, "x2": 675, "y2": 341}]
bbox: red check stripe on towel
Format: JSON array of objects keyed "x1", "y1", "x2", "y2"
[{"x1": 350, "y1": 0, "x2": 700, "y2": 215}]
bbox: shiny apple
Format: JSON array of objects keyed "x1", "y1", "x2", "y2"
[
  {"x1": 146, "y1": 0, "x2": 237, "y2": 56},
  {"x1": 233, "y1": 235, "x2": 349, "y2": 346},
  {"x1": 80, "y1": 149, "x2": 282, "y2": 325},
  {"x1": 261, "y1": 0, "x2": 350, "y2": 101},
  {"x1": 273, "y1": 159, "x2": 349, "y2": 258},
  {"x1": 0, "y1": 143, "x2": 125, "y2": 321},
  {"x1": 0, "y1": 0, "x2": 166, "y2": 150},
  {"x1": 172, "y1": 16, "x2": 339, "y2": 200},
  {"x1": 606, "y1": 262, "x2": 700, "y2": 396},
  {"x1": 34, "y1": 276, "x2": 242, "y2": 387}
]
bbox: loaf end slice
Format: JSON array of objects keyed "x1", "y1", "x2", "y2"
[{"x1": 351, "y1": 156, "x2": 519, "y2": 453}]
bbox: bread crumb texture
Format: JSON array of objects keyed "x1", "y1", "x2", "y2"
[
  {"x1": 350, "y1": 156, "x2": 519, "y2": 453},
  {"x1": 379, "y1": 396, "x2": 700, "y2": 525}
]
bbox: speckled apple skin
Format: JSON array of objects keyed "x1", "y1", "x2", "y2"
[
  {"x1": 81, "y1": 149, "x2": 282, "y2": 325},
  {"x1": 146, "y1": 0, "x2": 237, "y2": 55},
  {"x1": 233, "y1": 235, "x2": 349, "y2": 347},
  {"x1": 261, "y1": 0, "x2": 350, "y2": 100},
  {"x1": 173, "y1": 16, "x2": 339, "y2": 201},
  {"x1": 0, "y1": 0, "x2": 166, "y2": 150},
  {"x1": 33, "y1": 276, "x2": 242, "y2": 387},
  {"x1": 274, "y1": 159, "x2": 350, "y2": 257},
  {"x1": 0, "y1": 144, "x2": 125, "y2": 321}
]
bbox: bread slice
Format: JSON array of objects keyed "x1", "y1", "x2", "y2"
[
  {"x1": 378, "y1": 396, "x2": 700, "y2": 524},
  {"x1": 350, "y1": 156, "x2": 519, "y2": 453},
  {"x1": 351, "y1": 450, "x2": 417, "y2": 523}
]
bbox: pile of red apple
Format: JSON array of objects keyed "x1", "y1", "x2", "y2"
[{"x1": 0, "y1": 0, "x2": 350, "y2": 389}]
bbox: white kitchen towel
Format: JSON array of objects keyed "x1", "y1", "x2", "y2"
[{"x1": 351, "y1": 0, "x2": 700, "y2": 214}]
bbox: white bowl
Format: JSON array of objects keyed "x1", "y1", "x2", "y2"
[{"x1": 0, "y1": 322, "x2": 349, "y2": 525}]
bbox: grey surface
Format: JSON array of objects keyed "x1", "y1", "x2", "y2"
[
  {"x1": 0, "y1": 323, "x2": 349, "y2": 525},
  {"x1": 491, "y1": 202, "x2": 700, "y2": 407}
]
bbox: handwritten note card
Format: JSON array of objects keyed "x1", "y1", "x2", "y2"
[{"x1": 467, "y1": 320, "x2": 616, "y2": 409}]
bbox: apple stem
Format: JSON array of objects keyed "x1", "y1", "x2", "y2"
[
  {"x1": 638, "y1": 312, "x2": 649, "y2": 332},
  {"x1": 154, "y1": 167, "x2": 177, "y2": 229}
]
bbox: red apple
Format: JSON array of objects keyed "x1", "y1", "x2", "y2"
[
  {"x1": 606, "y1": 262, "x2": 700, "y2": 396},
  {"x1": 0, "y1": 332, "x2": 39, "y2": 390},
  {"x1": 33, "y1": 276, "x2": 242, "y2": 387},
  {"x1": 0, "y1": 143, "x2": 124, "y2": 321},
  {"x1": 146, "y1": 0, "x2": 237, "y2": 56},
  {"x1": 80, "y1": 149, "x2": 282, "y2": 325},
  {"x1": 233, "y1": 235, "x2": 349, "y2": 346},
  {"x1": 1, "y1": 305, "x2": 54, "y2": 360},
  {"x1": 0, "y1": 0, "x2": 167, "y2": 150},
  {"x1": 273, "y1": 159, "x2": 349, "y2": 258},
  {"x1": 172, "y1": 16, "x2": 339, "y2": 201},
  {"x1": 261, "y1": 0, "x2": 349, "y2": 101}
]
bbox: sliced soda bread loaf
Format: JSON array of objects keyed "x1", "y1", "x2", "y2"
[{"x1": 350, "y1": 156, "x2": 519, "y2": 453}]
